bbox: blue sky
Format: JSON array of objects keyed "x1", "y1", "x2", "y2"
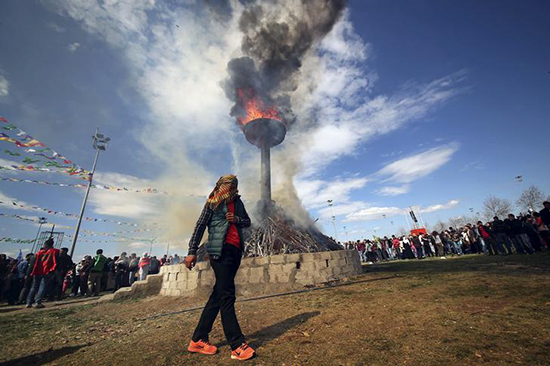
[{"x1": 0, "y1": 0, "x2": 549, "y2": 258}]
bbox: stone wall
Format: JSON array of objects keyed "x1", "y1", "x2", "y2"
[
  {"x1": 112, "y1": 250, "x2": 361, "y2": 301},
  {"x1": 111, "y1": 272, "x2": 164, "y2": 301},
  {"x1": 160, "y1": 250, "x2": 362, "y2": 299}
]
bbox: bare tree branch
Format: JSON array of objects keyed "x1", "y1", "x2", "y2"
[{"x1": 483, "y1": 195, "x2": 512, "y2": 219}]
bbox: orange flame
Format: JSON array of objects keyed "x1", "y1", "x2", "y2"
[{"x1": 237, "y1": 88, "x2": 281, "y2": 126}]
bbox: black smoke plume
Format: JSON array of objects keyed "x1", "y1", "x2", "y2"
[{"x1": 223, "y1": 0, "x2": 347, "y2": 126}]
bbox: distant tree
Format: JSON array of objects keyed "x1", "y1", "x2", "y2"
[
  {"x1": 483, "y1": 195, "x2": 512, "y2": 219},
  {"x1": 433, "y1": 220, "x2": 447, "y2": 233},
  {"x1": 448, "y1": 216, "x2": 468, "y2": 229},
  {"x1": 517, "y1": 185, "x2": 546, "y2": 212},
  {"x1": 396, "y1": 227, "x2": 408, "y2": 236}
]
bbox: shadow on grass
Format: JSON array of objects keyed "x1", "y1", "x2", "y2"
[
  {"x1": 363, "y1": 252, "x2": 550, "y2": 277},
  {"x1": 0, "y1": 345, "x2": 85, "y2": 366},
  {"x1": 246, "y1": 311, "x2": 320, "y2": 348}
]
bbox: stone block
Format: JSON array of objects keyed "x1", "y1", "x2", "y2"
[
  {"x1": 187, "y1": 279, "x2": 198, "y2": 291},
  {"x1": 249, "y1": 267, "x2": 266, "y2": 284},
  {"x1": 200, "y1": 272, "x2": 215, "y2": 287},
  {"x1": 313, "y1": 276, "x2": 329, "y2": 284},
  {"x1": 334, "y1": 258, "x2": 347, "y2": 267},
  {"x1": 187, "y1": 271, "x2": 199, "y2": 282},
  {"x1": 301, "y1": 253, "x2": 315, "y2": 263},
  {"x1": 177, "y1": 281, "x2": 186, "y2": 290},
  {"x1": 281, "y1": 263, "x2": 296, "y2": 273},
  {"x1": 196, "y1": 261, "x2": 211, "y2": 271},
  {"x1": 270, "y1": 254, "x2": 286, "y2": 264},
  {"x1": 267, "y1": 265, "x2": 283, "y2": 283},
  {"x1": 318, "y1": 251, "x2": 332, "y2": 260},
  {"x1": 300, "y1": 262, "x2": 317, "y2": 273},
  {"x1": 285, "y1": 253, "x2": 301, "y2": 263},
  {"x1": 171, "y1": 289, "x2": 182, "y2": 297},
  {"x1": 241, "y1": 257, "x2": 254, "y2": 267},
  {"x1": 273, "y1": 269, "x2": 294, "y2": 283},
  {"x1": 177, "y1": 271, "x2": 188, "y2": 281},
  {"x1": 295, "y1": 273, "x2": 314, "y2": 286},
  {"x1": 255, "y1": 256, "x2": 270, "y2": 266}
]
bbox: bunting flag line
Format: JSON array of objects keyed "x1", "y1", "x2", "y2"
[
  {"x1": 65, "y1": 233, "x2": 156, "y2": 242},
  {"x1": 0, "y1": 212, "x2": 163, "y2": 234},
  {"x1": 0, "y1": 213, "x2": 74, "y2": 229},
  {"x1": 0, "y1": 199, "x2": 165, "y2": 228},
  {"x1": 0, "y1": 214, "x2": 160, "y2": 243},
  {"x1": 0, "y1": 237, "x2": 36, "y2": 244},
  {"x1": 81, "y1": 228, "x2": 156, "y2": 235},
  {"x1": 0, "y1": 164, "x2": 88, "y2": 179},
  {"x1": 0, "y1": 176, "x2": 173, "y2": 195},
  {"x1": 0, "y1": 116, "x2": 89, "y2": 179}
]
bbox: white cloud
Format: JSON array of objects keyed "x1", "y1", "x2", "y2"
[
  {"x1": 0, "y1": 157, "x2": 21, "y2": 172},
  {"x1": 375, "y1": 185, "x2": 411, "y2": 196},
  {"x1": 344, "y1": 198, "x2": 460, "y2": 222},
  {"x1": 89, "y1": 171, "x2": 164, "y2": 219},
  {"x1": 375, "y1": 143, "x2": 459, "y2": 184},
  {"x1": 0, "y1": 190, "x2": 32, "y2": 210},
  {"x1": 68, "y1": 42, "x2": 81, "y2": 52},
  {"x1": 46, "y1": 22, "x2": 66, "y2": 32},
  {"x1": 128, "y1": 241, "x2": 148, "y2": 248},
  {"x1": 292, "y1": 16, "x2": 465, "y2": 177},
  {"x1": 420, "y1": 199, "x2": 460, "y2": 213},
  {"x1": 345, "y1": 206, "x2": 404, "y2": 222},
  {"x1": 295, "y1": 177, "x2": 369, "y2": 210},
  {"x1": 0, "y1": 74, "x2": 9, "y2": 97}
]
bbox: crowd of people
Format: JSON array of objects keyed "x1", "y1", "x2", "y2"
[
  {"x1": 342, "y1": 202, "x2": 550, "y2": 263},
  {"x1": 2, "y1": 203, "x2": 550, "y2": 308},
  {"x1": 0, "y1": 242, "x2": 186, "y2": 308}
]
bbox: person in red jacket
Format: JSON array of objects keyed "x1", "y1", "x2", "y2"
[{"x1": 26, "y1": 238, "x2": 60, "y2": 308}]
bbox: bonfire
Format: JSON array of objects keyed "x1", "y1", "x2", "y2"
[{"x1": 236, "y1": 88, "x2": 341, "y2": 257}]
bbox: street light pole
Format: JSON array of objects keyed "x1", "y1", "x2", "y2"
[
  {"x1": 343, "y1": 225, "x2": 349, "y2": 242},
  {"x1": 149, "y1": 238, "x2": 156, "y2": 256},
  {"x1": 69, "y1": 128, "x2": 110, "y2": 258},
  {"x1": 31, "y1": 217, "x2": 47, "y2": 253},
  {"x1": 327, "y1": 200, "x2": 338, "y2": 241}
]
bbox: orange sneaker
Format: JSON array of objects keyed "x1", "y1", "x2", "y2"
[
  {"x1": 231, "y1": 342, "x2": 255, "y2": 361},
  {"x1": 187, "y1": 339, "x2": 218, "y2": 355}
]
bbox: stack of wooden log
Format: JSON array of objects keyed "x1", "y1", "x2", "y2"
[{"x1": 243, "y1": 207, "x2": 341, "y2": 257}]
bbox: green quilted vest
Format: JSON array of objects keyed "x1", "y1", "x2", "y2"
[{"x1": 207, "y1": 202, "x2": 229, "y2": 257}]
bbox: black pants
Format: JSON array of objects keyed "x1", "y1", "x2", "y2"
[
  {"x1": 114, "y1": 270, "x2": 125, "y2": 292},
  {"x1": 192, "y1": 244, "x2": 245, "y2": 350},
  {"x1": 71, "y1": 275, "x2": 80, "y2": 295}
]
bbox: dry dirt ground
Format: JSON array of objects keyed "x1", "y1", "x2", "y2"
[{"x1": 1, "y1": 253, "x2": 549, "y2": 366}]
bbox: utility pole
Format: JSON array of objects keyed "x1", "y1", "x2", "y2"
[
  {"x1": 343, "y1": 225, "x2": 349, "y2": 242},
  {"x1": 327, "y1": 199, "x2": 338, "y2": 241},
  {"x1": 149, "y1": 237, "x2": 156, "y2": 256},
  {"x1": 69, "y1": 129, "x2": 110, "y2": 258},
  {"x1": 31, "y1": 217, "x2": 47, "y2": 253}
]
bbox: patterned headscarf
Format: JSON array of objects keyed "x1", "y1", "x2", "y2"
[{"x1": 206, "y1": 174, "x2": 239, "y2": 209}]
